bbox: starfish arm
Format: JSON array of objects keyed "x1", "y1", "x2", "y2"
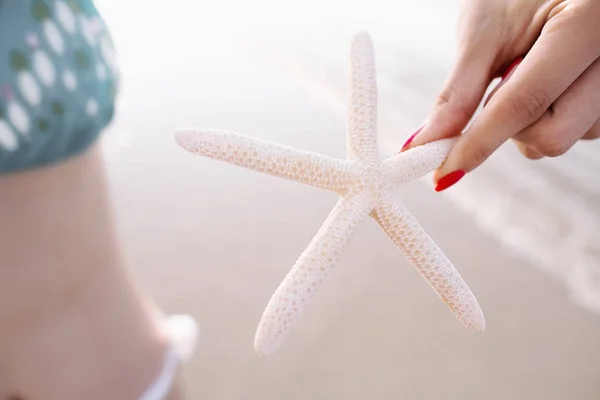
[
  {"x1": 382, "y1": 138, "x2": 457, "y2": 187},
  {"x1": 254, "y1": 193, "x2": 372, "y2": 356},
  {"x1": 371, "y1": 193, "x2": 485, "y2": 331},
  {"x1": 175, "y1": 129, "x2": 353, "y2": 191},
  {"x1": 346, "y1": 32, "x2": 378, "y2": 161}
]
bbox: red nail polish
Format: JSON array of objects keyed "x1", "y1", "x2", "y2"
[
  {"x1": 400, "y1": 125, "x2": 424, "y2": 152},
  {"x1": 501, "y1": 57, "x2": 524, "y2": 80},
  {"x1": 435, "y1": 170, "x2": 465, "y2": 192}
]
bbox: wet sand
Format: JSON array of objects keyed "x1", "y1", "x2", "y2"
[{"x1": 96, "y1": 2, "x2": 600, "y2": 398}]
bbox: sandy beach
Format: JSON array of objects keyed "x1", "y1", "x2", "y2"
[{"x1": 96, "y1": 0, "x2": 600, "y2": 398}]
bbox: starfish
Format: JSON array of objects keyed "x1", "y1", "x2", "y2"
[{"x1": 174, "y1": 31, "x2": 485, "y2": 356}]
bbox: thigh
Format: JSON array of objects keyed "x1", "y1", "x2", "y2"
[{"x1": 0, "y1": 0, "x2": 119, "y2": 173}]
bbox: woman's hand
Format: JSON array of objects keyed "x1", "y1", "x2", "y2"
[{"x1": 401, "y1": 0, "x2": 600, "y2": 191}]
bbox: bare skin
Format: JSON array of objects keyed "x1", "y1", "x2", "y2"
[
  {"x1": 402, "y1": 0, "x2": 600, "y2": 187},
  {"x1": 0, "y1": 146, "x2": 184, "y2": 399}
]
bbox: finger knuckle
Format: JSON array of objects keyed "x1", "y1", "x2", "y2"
[
  {"x1": 510, "y1": 89, "x2": 552, "y2": 127},
  {"x1": 465, "y1": 140, "x2": 492, "y2": 167},
  {"x1": 436, "y1": 84, "x2": 457, "y2": 107},
  {"x1": 535, "y1": 135, "x2": 570, "y2": 157},
  {"x1": 436, "y1": 84, "x2": 472, "y2": 122}
]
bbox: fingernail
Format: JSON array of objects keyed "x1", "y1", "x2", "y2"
[
  {"x1": 501, "y1": 57, "x2": 524, "y2": 80},
  {"x1": 435, "y1": 170, "x2": 465, "y2": 192},
  {"x1": 399, "y1": 124, "x2": 424, "y2": 152}
]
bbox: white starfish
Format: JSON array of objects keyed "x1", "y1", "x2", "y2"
[{"x1": 174, "y1": 31, "x2": 485, "y2": 356}]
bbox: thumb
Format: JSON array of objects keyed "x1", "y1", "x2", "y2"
[{"x1": 401, "y1": 48, "x2": 494, "y2": 152}]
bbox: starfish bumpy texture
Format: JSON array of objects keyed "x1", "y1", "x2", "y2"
[{"x1": 174, "y1": 31, "x2": 485, "y2": 356}]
